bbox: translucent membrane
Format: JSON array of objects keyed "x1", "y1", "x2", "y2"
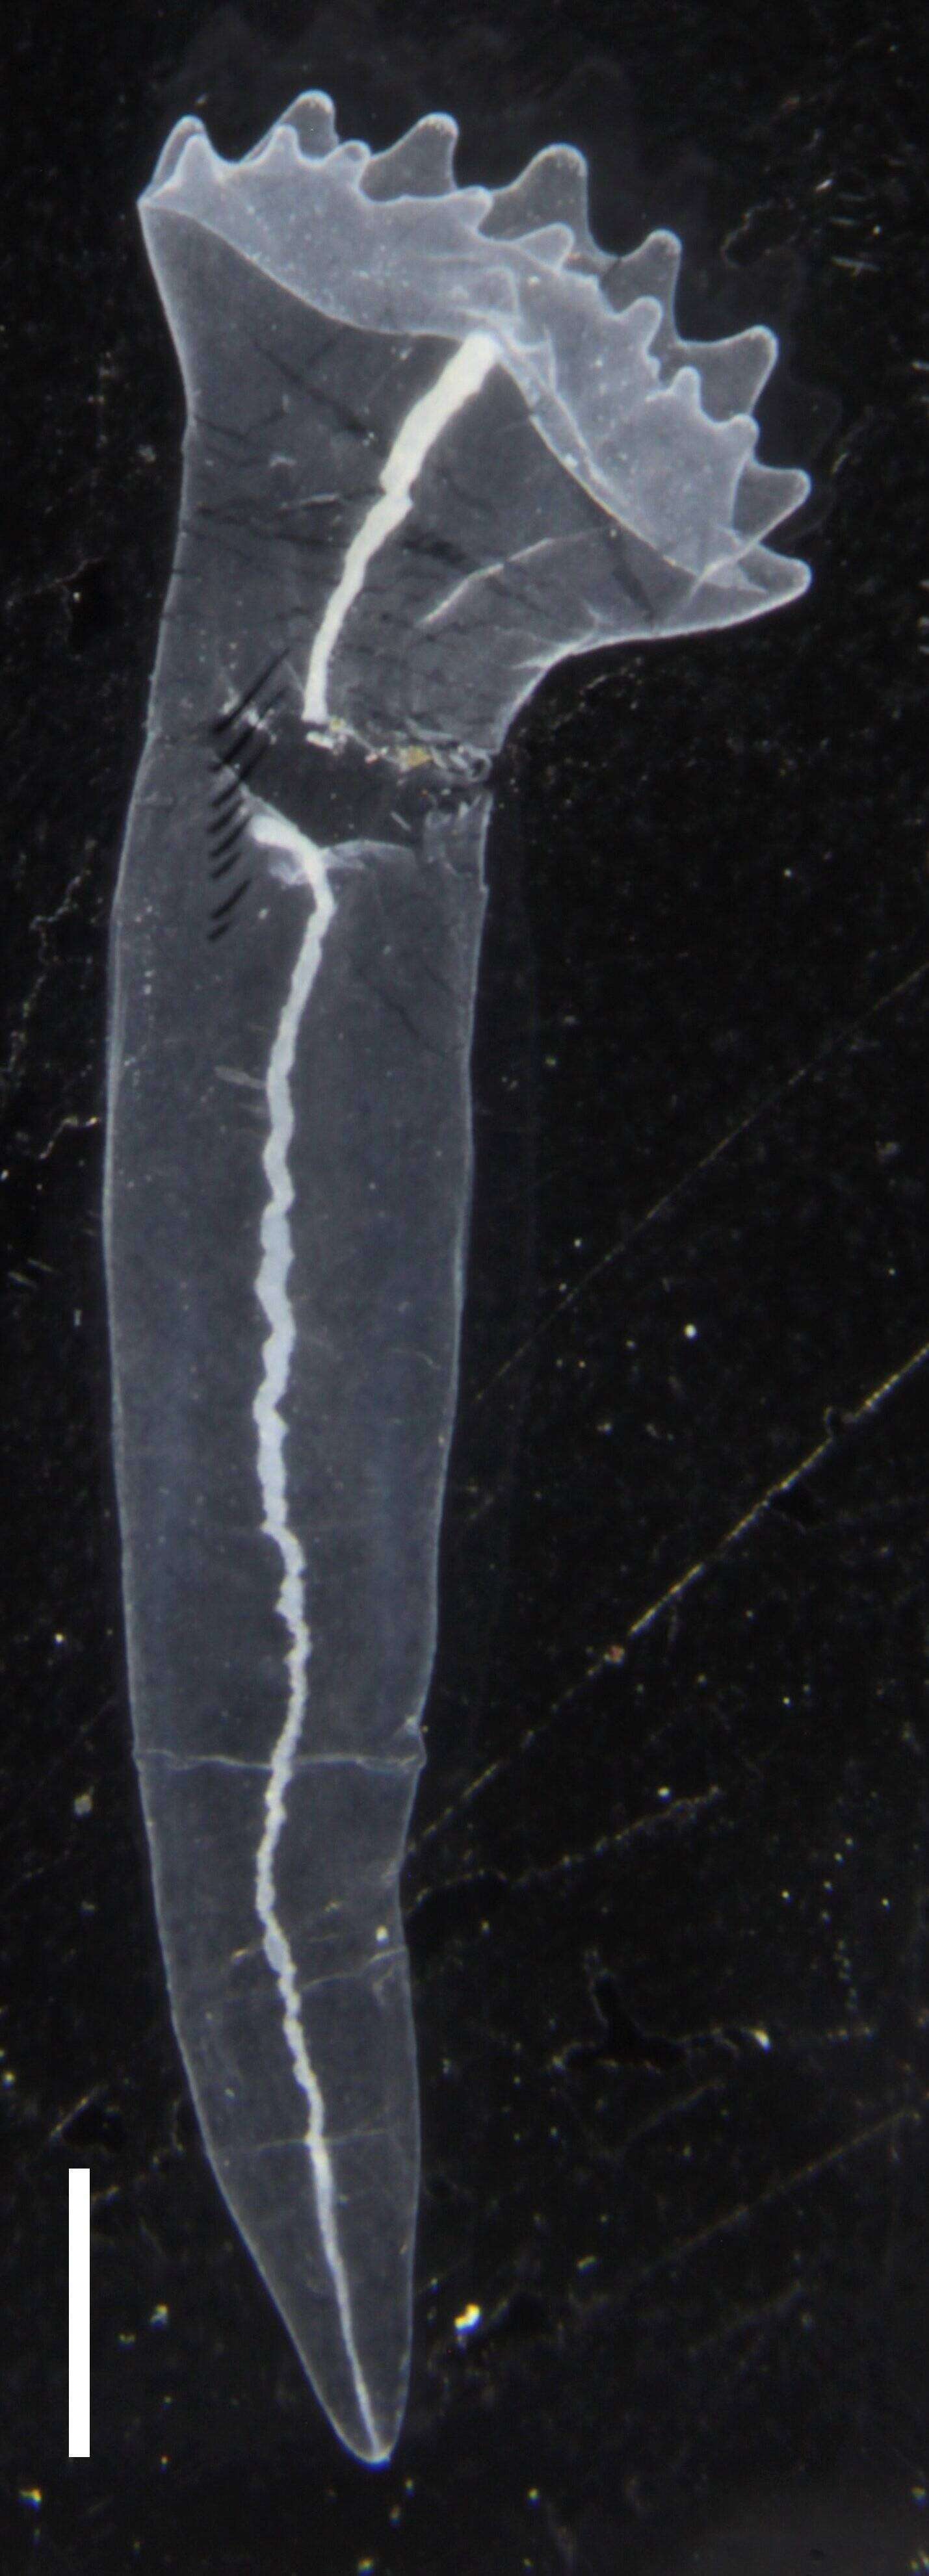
[{"x1": 105, "y1": 92, "x2": 810, "y2": 2462}]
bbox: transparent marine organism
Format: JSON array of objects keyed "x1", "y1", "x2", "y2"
[{"x1": 104, "y1": 92, "x2": 810, "y2": 2462}]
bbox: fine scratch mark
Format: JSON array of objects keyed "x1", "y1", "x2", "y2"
[
  {"x1": 46, "y1": 2084, "x2": 107, "y2": 2150},
  {"x1": 618, "y1": 1333, "x2": 929, "y2": 1654},
  {"x1": 410, "y1": 1333, "x2": 929, "y2": 1857},
  {"x1": 413, "y1": 1765, "x2": 720, "y2": 1869},
  {"x1": 508, "y1": 1784, "x2": 723, "y2": 1894},
  {"x1": 302, "y1": 331, "x2": 499, "y2": 725},
  {"x1": 250, "y1": 811, "x2": 382, "y2": 2458},
  {"x1": 471, "y1": 952, "x2": 929, "y2": 1411},
  {"x1": 630, "y1": 2099, "x2": 927, "y2": 2291}
]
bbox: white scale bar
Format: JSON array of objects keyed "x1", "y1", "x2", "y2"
[{"x1": 68, "y1": 2167, "x2": 90, "y2": 2457}]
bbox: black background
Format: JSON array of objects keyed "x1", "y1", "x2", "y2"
[{"x1": 3, "y1": 1, "x2": 927, "y2": 2569}]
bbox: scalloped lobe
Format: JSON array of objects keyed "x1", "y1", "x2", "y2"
[
  {"x1": 363, "y1": 113, "x2": 458, "y2": 200},
  {"x1": 141, "y1": 94, "x2": 809, "y2": 597}
]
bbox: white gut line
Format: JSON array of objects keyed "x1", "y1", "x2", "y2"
[
  {"x1": 246, "y1": 326, "x2": 498, "y2": 2440},
  {"x1": 302, "y1": 328, "x2": 499, "y2": 727},
  {"x1": 249, "y1": 805, "x2": 382, "y2": 2457}
]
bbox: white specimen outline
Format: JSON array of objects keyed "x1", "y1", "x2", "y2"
[{"x1": 107, "y1": 93, "x2": 815, "y2": 2482}]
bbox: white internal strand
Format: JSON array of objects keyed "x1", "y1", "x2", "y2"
[
  {"x1": 251, "y1": 816, "x2": 382, "y2": 2456},
  {"x1": 302, "y1": 329, "x2": 499, "y2": 724}
]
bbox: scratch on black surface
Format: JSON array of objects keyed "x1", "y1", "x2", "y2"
[{"x1": 470, "y1": 955, "x2": 929, "y2": 1414}]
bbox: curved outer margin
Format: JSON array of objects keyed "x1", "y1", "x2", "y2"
[
  {"x1": 107, "y1": 92, "x2": 811, "y2": 2467},
  {"x1": 140, "y1": 90, "x2": 811, "y2": 611}
]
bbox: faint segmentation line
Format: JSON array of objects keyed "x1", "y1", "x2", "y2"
[{"x1": 250, "y1": 810, "x2": 383, "y2": 2459}]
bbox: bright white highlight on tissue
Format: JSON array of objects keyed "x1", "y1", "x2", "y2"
[
  {"x1": 105, "y1": 85, "x2": 809, "y2": 2467},
  {"x1": 249, "y1": 818, "x2": 382, "y2": 2456},
  {"x1": 303, "y1": 330, "x2": 499, "y2": 724}
]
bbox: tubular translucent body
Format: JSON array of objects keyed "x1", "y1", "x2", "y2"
[{"x1": 105, "y1": 91, "x2": 810, "y2": 2461}]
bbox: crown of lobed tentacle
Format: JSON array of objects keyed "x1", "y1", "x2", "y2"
[{"x1": 144, "y1": 93, "x2": 810, "y2": 603}]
